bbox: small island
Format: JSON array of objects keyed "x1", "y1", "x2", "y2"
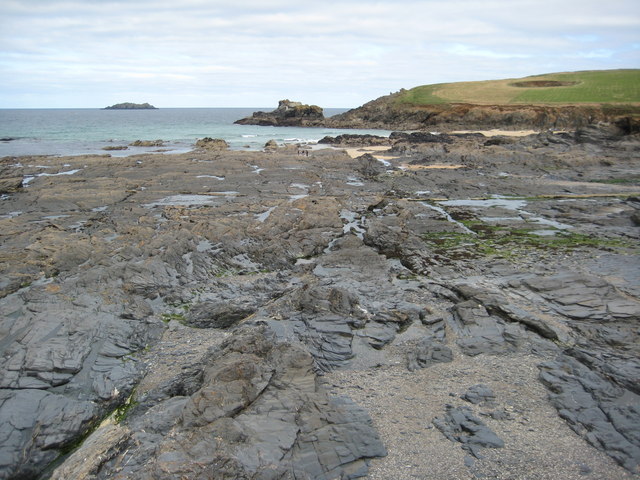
[
  {"x1": 234, "y1": 99, "x2": 324, "y2": 126},
  {"x1": 104, "y1": 102, "x2": 157, "y2": 110}
]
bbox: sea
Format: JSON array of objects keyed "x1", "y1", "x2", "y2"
[{"x1": 0, "y1": 108, "x2": 391, "y2": 157}]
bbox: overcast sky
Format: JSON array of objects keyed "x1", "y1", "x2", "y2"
[{"x1": 1, "y1": 0, "x2": 638, "y2": 108}]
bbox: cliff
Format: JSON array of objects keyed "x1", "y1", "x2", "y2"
[
  {"x1": 325, "y1": 70, "x2": 640, "y2": 131},
  {"x1": 325, "y1": 91, "x2": 640, "y2": 131}
]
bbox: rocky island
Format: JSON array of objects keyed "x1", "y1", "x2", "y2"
[
  {"x1": 235, "y1": 99, "x2": 325, "y2": 126},
  {"x1": 104, "y1": 102, "x2": 158, "y2": 110}
]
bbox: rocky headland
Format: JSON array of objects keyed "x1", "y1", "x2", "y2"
[
  {"x1": 0, "y1": 124, "x2": 639, "y2": 479},
  {"x1": 234, "y1": 95, "x2": 640, "y2": 133},
  {"x1": 324, "y1": 91, "x2": 640, "y2": 131}
]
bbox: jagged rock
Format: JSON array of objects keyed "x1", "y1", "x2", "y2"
[
  {"x1": 433, "y1": 404, "x2": 505, "y2": 458},
  {"x1": 195, "y1": 137, "x2": 229, "y2": 150},
  {"x1": 318, "y1": 134, "x2": 390, "y2": 146},
  {"x1": 357, "y1": 153, "x2": 388, "y2": 178},
  {"x1": 407, "y1": 337, "x2": 453, "y2": 371},
  {"x1": 451, "y1": 300, "x2": 524, "y2": 356},
  {"x1": 539, "y1": 354, "x2": 640, "y2": 472},
  {"x1": 185, "y1": 300, "x2": 257, "y2": 329},
  {"x1": 452, "y1": 283, "x2": 564, "y2": 341},
  {"x1": 0, "y1": 389, "x2": 97, "y2": 479},
  {"x1": 574, "y1": 124, "x2": 625, "y2": 144},
  {"x1": 389, "y1": 131, "x2": 454, "y2": 144},
  {"x1": 461, "y1": 384, "x2": 496, "y2": 405},
  {"x1": 264, "y1": 139, "x2": 278, "y2": 150},
  {"x1": 522, "y1": 272, "x2": 640, "y2": 321},
  {"x1": 0, "y1": 177, "x2": 22, "y2": 194},
  {"x1": 60, "y1": 327, "x2": 387, "y2": 479},
  {"x1": 484, "y1": 136, "x2": 515, "y2": 146}
]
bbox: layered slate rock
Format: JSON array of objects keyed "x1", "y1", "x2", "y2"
[
  {"x1": 539, "y1": 355, "x2": 640, "y2": 472},
  {"x1": 52, "y1": 327, "x2": 386, "y2": 479},
  {"x1": 0, "y1": 124, "x2": 639, "y2": 479},
  {"x1": 433, "y1": 405, "x2": 505, "y2": 458}
]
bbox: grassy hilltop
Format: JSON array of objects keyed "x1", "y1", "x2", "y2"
[
  {"x1": 397, "y1": 69, "x2": 640, "y2": 106},
  {"x1": 328, "y1": 69, "x2": 640, "y2": 130}
]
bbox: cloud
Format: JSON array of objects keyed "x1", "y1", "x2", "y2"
[
  {"x1": 445, "y1": 44, "x2": 532, "y2": 60},
  {"x1": 0, "y1": 0, "x2": 639, "y2": 107}
]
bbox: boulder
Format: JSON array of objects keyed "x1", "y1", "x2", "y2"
[
  {"x1": 195, "y1": 137, "x2": 229, "y2": 150},
  {"x1": 0, "y1": 177, "x2": 23, "y2": 194},
  {"x1": 264, "y1": 139, "x2": 279, "y2": 150},
  {"x1": 433, "y1": 405, "x2": 505, "y2": 458}
]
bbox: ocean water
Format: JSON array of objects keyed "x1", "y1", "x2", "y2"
[{"x1": 0, "y1": 108, "x2": 391, "y2": 157}]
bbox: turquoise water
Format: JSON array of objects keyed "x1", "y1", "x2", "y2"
[{"x1": 0, "y1": 108, "x2": 391, "y2": 157}]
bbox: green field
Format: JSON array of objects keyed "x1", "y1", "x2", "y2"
[{"x1": 398, "y1": 70, "x2": 640, "y2": 106}]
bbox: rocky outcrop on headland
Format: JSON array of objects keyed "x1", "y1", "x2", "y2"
[
  {"x1": 0, "y1": 125, "x2": 639, "y2": 479},
  {"x1": 235, "y1": 99, "x2": 325, "y2": 126}
]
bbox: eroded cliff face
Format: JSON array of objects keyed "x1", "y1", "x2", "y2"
[
  {"x1": 0, "y1": 127, "x2": 639, "y2": 479},
  {"x1": 325, "y1": 92, "x2": 640, "y2": 131}
]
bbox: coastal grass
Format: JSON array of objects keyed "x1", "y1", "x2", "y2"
[{"x1": 398, "y1": 69, "x2": 640, "y2": 106}]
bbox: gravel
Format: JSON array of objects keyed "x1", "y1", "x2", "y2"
[{"x1": 324, "y1": 346, "x2": 635, "y2": 480}]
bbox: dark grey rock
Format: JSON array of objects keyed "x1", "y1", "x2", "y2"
[
  {"x1": 185, "y1": 300, "x2": 257, "y2": 328},
  {"x1": 539, "y1": 354, "x2": 640, "y2": 472},
  {"x1": 357, "y1": 153, "x2": 388, "y2": 178},
  {"x1": 452, "y1": 300, "x2": 522, "y2": 356},
  {"x1": 78, "y1": 326, "x2": 386, "y2": 479},
  {"x1": 433, "y1": 404, "x2": 505, "y2": 458},
  {"x1": 462, "y1": 384, "x2": 496, "y2": 405},
  {"x1": 407, "y1": 337, "x2": 453, "y2": 371},
  {"x1": 0, "y1": 389, "x2": 96, "y2": 479},
  {"x1": 318, "y1": 134, "x2": 390, "y2": 147},
  {"x1": 451, "y1": 282, "x2": 562, "y2": 341}
]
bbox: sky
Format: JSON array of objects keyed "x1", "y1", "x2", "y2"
[{"x1": 0, "y1": 0, "x2": 639, "y2": 108}]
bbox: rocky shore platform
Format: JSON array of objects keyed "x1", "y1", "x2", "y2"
[{"x1": 1, "y1": 125, "x2": 639, "y2": 479}]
